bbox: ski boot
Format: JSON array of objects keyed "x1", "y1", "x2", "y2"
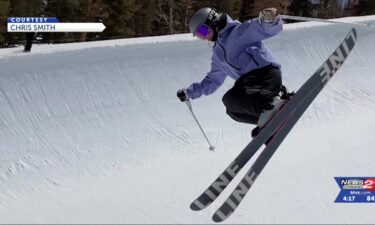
[{"x1": 251, "y1": 85, "x2": 294, "y2": 145}]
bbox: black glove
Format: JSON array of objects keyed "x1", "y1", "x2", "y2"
[{"x1": 177, "y1": 89, "x2": 188, "y2": 102}]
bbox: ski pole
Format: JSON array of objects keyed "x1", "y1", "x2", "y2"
[
  {"x1": 185, "y1": 100, "x2": 215, "y2": 151},
  {"x1": 279, "y1": 14, "x2": 373, "y2": 27}
]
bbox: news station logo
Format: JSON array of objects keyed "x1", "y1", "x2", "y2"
[
  {"x1": 335, "y1": 177, "x2": 375, "y2": 203},
  {"x1": 7, "y1": 17, "x2": 105, "y2": 33}
]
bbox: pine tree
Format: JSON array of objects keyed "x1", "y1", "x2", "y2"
[
  {"x1": 100, "y1": 0, "x2": 141, "y2": 38},
  {"x1": 154, "y1": 0, "x2": 178, "y2": 35},
  {"x1": 289, "y1": 0, "x2": 314, "y2": 17},
  {"x1": 79, "y1": 0, "x2": 104, "y2": 41},
  {"x1": 132, "y1": 0, "x2": 157, "y2": 36},
  {"x1": 357, "y1": 0, "x2": 375, "y2": 15},
  {"x1": 316, "y1": 0, "x2": 343, "y2": 18},
  {"x1": 7, "y1": 0, "x2": 43, "y2": 46},
  {"x1": 225, "y1": 0, "x2": 242, "y2": 20},
  {"x1": 44, "y1": 0, "x2": 82, "y2": 42},
  {"x1": 9, "y1": 0, "x2": 43, "y2": 16},
  {"x1": 238, "y1": 0, "x2": 255, "y2": 21},
  {"x1": 0, "y1": 0, "x2": 10, "y2": 47}
]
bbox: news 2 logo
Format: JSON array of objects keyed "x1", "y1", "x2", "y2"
[{"x1": 335, "y1": 177, "x2": 375, "y2": 203}]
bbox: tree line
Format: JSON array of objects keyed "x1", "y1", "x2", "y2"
[{"x1": 0, "y1": 0, "x2": 374, "y2": 48}]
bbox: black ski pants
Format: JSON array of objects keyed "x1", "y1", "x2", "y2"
[{"x1": 222, "y1": 65, "x2": 282, "y2": 125}]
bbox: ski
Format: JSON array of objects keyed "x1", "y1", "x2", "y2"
[
  {"x1": 190, "y1": 28, "x2": 357, "y2": 213},
  {"x1": 212, "y1": 81, "x2": 319, "y2": 222},
  {"x1": 212, "y1": 28, "x2": 357, "y2": 222}
]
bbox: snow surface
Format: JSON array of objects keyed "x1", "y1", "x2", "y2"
[{"x1": 1, "y1": 16, "x2": 375, "y2": 224}]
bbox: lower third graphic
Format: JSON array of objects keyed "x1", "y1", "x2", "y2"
[{"x1": 335, "y1": 177, "x2": 375, "y2": 203}]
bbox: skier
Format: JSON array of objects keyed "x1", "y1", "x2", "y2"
[
  {"x1": 177, "y1": 7, "x2": 290, "y2": 138},
  {"x1": 24, "y1": 32, "x2": 36, "y2": 52}
]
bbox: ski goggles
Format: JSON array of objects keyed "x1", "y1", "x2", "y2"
[{"x1": 194, "y1": 24, "x2": 210, "y2": 38}]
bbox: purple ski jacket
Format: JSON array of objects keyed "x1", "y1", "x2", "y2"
[{"x1": 186, "y1": 15, "x2": 283, "y2": 99}]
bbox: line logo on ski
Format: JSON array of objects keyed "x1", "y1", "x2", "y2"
[{"x1": 319, "y1": 29, "x2": 357, "y2": 84}]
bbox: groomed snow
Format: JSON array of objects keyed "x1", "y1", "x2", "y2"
[{"x1": 1, "y1": 16, "x2": 375, "y2": 224}]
